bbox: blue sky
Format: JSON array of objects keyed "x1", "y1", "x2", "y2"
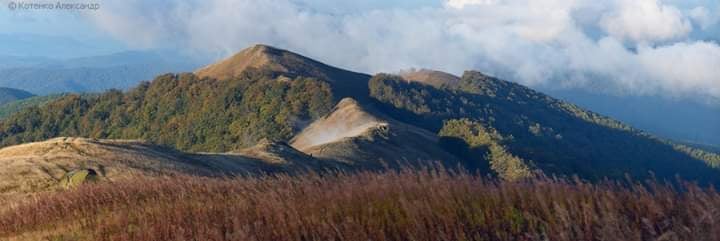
[
  {"x1": 0, "y1": 2, "x2": 125, "y2": 58},
  {"x1": 0, "y1": 0, "x2": 718, "y2": 102}
]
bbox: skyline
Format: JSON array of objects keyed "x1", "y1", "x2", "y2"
[{"x1": 0, "y1": 0, "x2": 719, "y2": 103}]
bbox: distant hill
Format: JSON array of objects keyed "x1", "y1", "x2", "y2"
[
  {"x1": 0, "y1": 55, "x2": 53, "y2": 69},
  {"x1": 0, "y1": 87, "x2": 34, "y2": 106},
  {"x1": 0, "y1": 51, "x2": 203, "y2": 95},
  {"x1": 0, "y1": 33, "x2": 121, "y2": 59},
  {"x1": 0, "y1": 44, "x2": 719, "y2": 185}
]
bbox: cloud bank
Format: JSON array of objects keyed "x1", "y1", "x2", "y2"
[{"x1": 83, "y1": 0, "x2": 720, "y2": 101}]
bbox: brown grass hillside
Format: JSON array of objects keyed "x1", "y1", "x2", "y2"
[
  {"x1": 0, "y1": 137, "x2": 333, "y2": 202},
  {"x1": 194, "y1": 45, "x2": 284, "y2": 80}
]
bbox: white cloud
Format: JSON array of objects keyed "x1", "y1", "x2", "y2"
[
  {"x1": 637, "y1": 42, "x2": 720, "y2": 98},
  {"x1": 83, "y1": 0, "x2": 720, "y2": 102},
  {"x1": 445, "y1": 0, "x2": 498, "y2": 9},
  {"x1": 599, "y1": 0, "x2": 693, "y2": 43},
  {"x1": 689, "y1": 6, "x2": 720, "y2": 29}
]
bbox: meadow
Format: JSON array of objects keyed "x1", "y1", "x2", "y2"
[{"x1": 2, "y1": 167, "x2": 719, "y2": 241}]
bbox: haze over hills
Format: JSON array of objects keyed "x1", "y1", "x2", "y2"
[
  {"x1": 547, "y1": 89, "x2": 720, "y2": 147},
  {"x1": 0, "y1": 44, "x2": 719, "y2": 194},
  {"x1": 0, "y1": 50, "x2": 203, "y2": 95},
  {"x1": 0, "y1": 56, "x2": 54, "y2": 70}
]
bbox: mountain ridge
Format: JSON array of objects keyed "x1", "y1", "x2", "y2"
[
  {"x1": 290, "y1": 98, "x2": 388, "y2": 151},
  {"x1": 0, "y1": 44, "x2": 718, "y2": 187},
  {"x1": 291, "y1": 97, "x2": 460, "y2": 168}
]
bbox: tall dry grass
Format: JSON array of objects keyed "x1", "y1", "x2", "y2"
[{"x1": 1, "y1": 167, "x2": 720, "y2": 241}]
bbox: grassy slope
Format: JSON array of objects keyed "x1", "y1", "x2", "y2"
[
  {"x1": 2, "y1": 168, "x2": 719, "y2": 241},
  {"x1": 0, "y1": 137, "x2": 343, "y2": 202}
]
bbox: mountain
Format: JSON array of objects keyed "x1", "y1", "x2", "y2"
[
  {"x1": 0, "y1": 44, "x2": 719, "y2": 185},
  {"x1": 0, "y1": 87, "x2": 34, "y2": 106},
  {"x1": 0, "y1": 45, "x2": 358, "y2": 152},
  {"x1": 0, "y1": 51, "x2": 203, "y2": 95},
  {"x1": 195, "y1": 44, "x2": 371, "y2": 102},
  {"x1": 368, "y1": 72, "x2": 720, "y2": 182}
]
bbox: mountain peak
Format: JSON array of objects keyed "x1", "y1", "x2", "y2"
[
  {"x1": 237, "y1": 44, "x2": 287, "y2": 59},
  {"x1": 194, "y1": 44, "x2": 372, "y2": 102},
  {"x1": 246, "y1": 43, "x2": 273, "y2": 51},
  {"x1": 399, "y1": 68, "x2": 460, "y2": 88},
  {"x1": 194, "y1": 44, "x2": 288, "y2": 80}
]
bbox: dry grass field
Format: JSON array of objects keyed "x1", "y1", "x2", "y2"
[{"x1": 2, "y1": 167, "x2": 719, "y2": 241}]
